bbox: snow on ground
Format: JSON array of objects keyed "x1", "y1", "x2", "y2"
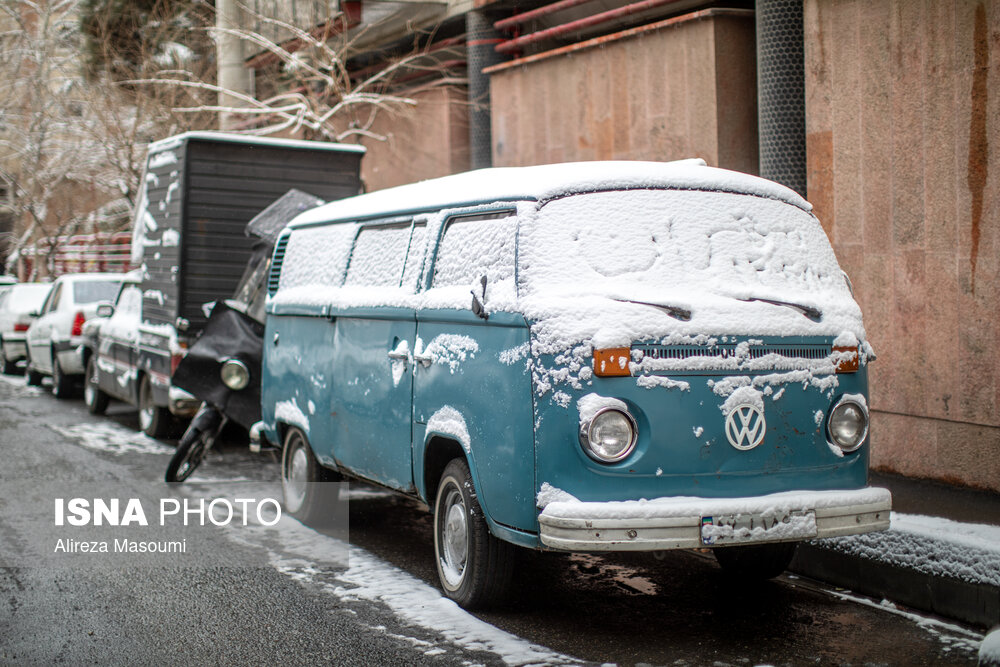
[
  {"x1": 980, "y1": 628, "x2": 1000, "y2": 665},
  {"x1": 222, "y1": 508, "x2": 577, "y2": 666},
  {"x1": 823, "y1": 588, "x2": 983, "y2": 655},
  {"x1": 814, "y1": 512, "x2": 1000, "y2": 587},
  {"x1": 48, "y1": 422, "x2": 175, "y2": 456},
  {"x1": 0, "y1": 372, "x2": 45, "y2": 394}
]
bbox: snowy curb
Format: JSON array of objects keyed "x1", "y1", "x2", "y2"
[{"x1": 791, "y1": 513, "x2": 1000, "y2": 629}]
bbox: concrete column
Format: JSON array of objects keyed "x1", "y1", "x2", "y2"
[
  {"x1": 466, "y1": 11, "x2": 505, "y2": 170},
  {"x1": 216, "y1": 0, "x2": 253, "y2": 131},
  {"x1": 755, "y1": 0, "x2": 807, "y2": 197}
]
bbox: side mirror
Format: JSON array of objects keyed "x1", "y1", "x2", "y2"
[
  {"x1": 96, "y1": 302, "x2": 114, "y2": 318},
  {"x1": 470, "y1": 275, "x2": 489, "y2": 321}
]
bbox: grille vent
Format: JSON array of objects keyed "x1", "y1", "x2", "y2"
[
  {"x1": 267, "y1": 233, "x2": 290, "y2": 296},
  {"x1": 634, "y1": 343, "x2": 831, "y2": 372}
]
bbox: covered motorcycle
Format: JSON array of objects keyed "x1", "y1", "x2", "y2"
[{"x1": 165, "y1": 190, "x2": 325, "y2": 482}]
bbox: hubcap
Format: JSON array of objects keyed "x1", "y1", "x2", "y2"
[
  {"x1": 283, "y1": 442, "x2": 308, "y2": 512},
  {"x1": 439, "y1": 485, "x2": 468, "y2": 587}
]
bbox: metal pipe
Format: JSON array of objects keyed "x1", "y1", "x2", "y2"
[
  {"x1": 494, "y1": 0, "x2": 684, "y2": 53},
  {"x1": 493, "y1": 0, "x2": 595, "y2": 31}
]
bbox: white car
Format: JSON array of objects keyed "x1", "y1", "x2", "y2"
[
  {"x1": 25, "y1": 273, "x2": 123, "y2": 397},
  {"x1": 0, "y1": 283, "x2": 52, "y2": 374}
]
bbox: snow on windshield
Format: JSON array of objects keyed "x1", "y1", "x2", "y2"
[{"x1": 521, "y1": 189, "x2": 846, "y2": 304}]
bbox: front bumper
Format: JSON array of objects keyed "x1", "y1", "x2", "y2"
[{"x1": 538, "y1": 487, "x2": 891, "y2": 551}]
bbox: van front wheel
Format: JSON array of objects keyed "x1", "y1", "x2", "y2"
[
  {"x1": 433, "y1": 458, "x2": 513, "y2": 609},
  {"x1": 713, "y1": 542, "x2": 798, "y2": 580},
  {"x1": 281, "y1": 428, "x2": 341, "y2": 526}
]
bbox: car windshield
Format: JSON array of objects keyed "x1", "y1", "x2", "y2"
[
  {"x1": 5, "y1": 284, "x2": 50, "y2": 312},
  {"x1": 519, "y1": 189, "x2": 849, "y2": 306},
  {"x1": 72, "y1": 280, "x2": 121, "y2": 305}
]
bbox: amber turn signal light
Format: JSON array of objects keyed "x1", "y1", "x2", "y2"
[
  {"x1": 833, "y1": 346, "x2": 859, "y2": 373},
  {"x1": 593, "y1": 348, "x2": 631, "y2": 377}
]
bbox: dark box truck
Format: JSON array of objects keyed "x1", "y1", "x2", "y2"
[{"x1": 130, "y1": 131, "x2": 364, "y2": 437}]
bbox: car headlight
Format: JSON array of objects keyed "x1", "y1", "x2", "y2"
[
  {"x1": 827, "y1": 397, "x2": 869, "y2": 452},
  {"x1": 579, "y1": 408, "x2": 637, "y2": 463},
  {"x1": 220, "y1": 358, "x2": 250, "y2": 391}
]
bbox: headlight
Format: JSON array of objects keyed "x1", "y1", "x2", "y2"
[
  {"x1": 220, "y1": 358, "x2": 250, "y2": 391},
  {"x1": 580, "y1": 408, "x2": 637, "y2": 463},
  {"x1": 827, "y1": 397, "x2": 869, "y2": 452}
]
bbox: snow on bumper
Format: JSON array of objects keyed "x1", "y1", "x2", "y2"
[{"x1": 538, "y1": 487, "x2": 891, "y2": 551}]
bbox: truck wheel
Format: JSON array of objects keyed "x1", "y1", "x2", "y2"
[
  {"x1": 433, "y1": 458, "x2": 513, "y2": 609},
  {"x1": 84, "y1": 356, "x2": 109, "y2": 415},
  {"x1": 52, "y1": 356, "x2": 76, "y2": 399},
  {"x1": 281, "y1": 428, "x2": 341, "y2": 526},
  {"x1": 713, "y1": 542, "x2": 798, "y2": 580},
  {"x1": 138, "y1": 375, "x2": 172, "y2": 439}
]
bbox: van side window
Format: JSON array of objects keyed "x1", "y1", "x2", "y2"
[
  {"x1": 432, "y1": 212, "x2": 517, "y2": 290},
  {"x1": 345, "y1": 223, "x2": 412, "y2": 287},
  {"x1": 400, "y1": 222, "x2": 428, "y2": 292},
  {"x1": 279, "y1": 224, "x2": 357, "y2": 291}
]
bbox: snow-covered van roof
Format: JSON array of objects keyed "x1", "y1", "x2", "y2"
[
  {"x1": 147, "y1": 131, "x2": 367, "y2": 156},
  {"x1": 289, "y1": 159, "x2": 812, "y2": 228}
]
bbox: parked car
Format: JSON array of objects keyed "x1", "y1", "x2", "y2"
[
  {"x1": 258, "y1": 160, "x2": 891, "y2": 609},
  {"x1": 79, "y1": 270, "x2": 193, "y2": 436},
  {"x1": 0, "y1": 282, "x2": 52, "y2": 374},
  {"x1": 25, "y1": 272, "x2": 123, "y2": 397}
]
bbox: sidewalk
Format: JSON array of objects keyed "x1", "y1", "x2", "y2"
[{"x1": 790, "y1": 472, "x2": 1000, "y2": 629}]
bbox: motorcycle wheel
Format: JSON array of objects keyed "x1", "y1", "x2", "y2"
[{"x1": 165, "y1": 425, "x2": 211, "y2": 482}]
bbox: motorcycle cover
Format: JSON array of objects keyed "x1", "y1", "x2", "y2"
[{"x1": 171, "y1": 300, "x2": 264, "y2": 429}]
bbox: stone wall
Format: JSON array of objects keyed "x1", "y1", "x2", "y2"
[
  {"x1": 488, "y1": 9, "x2": 758, "y2": 172},
  {"x1": 804, "y1": 0, "x2": 1000, "y2": 491},
  {"x1": 359, "y1": 85, "x2": 470, "y2": 192}
]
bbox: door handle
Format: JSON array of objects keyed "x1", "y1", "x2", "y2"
[
  {"x1": 387, "y1": 350, "x2": 409, "y2": 361},
  {"x1": 412, "y1": 352, "x2": 433, "y2": 367}
]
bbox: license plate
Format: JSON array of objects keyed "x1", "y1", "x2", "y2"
[{"x1": 700, "y1": 510, "x2": 817, "y2": 546}]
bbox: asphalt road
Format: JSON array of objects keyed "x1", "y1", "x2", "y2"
[{"x1": 0, "y1": 373, "x2": 985, "y2": 665}]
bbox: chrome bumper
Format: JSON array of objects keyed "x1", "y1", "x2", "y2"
[{"x1": 538, "y1": 487, "x2": 891, "y2": 552}]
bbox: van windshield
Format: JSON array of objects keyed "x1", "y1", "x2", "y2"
[{"x1": 520, "y1": 189, "x2": 850, "y2": 308}]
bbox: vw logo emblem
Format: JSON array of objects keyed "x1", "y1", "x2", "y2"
[{"x1": 724, "y1": 404, "x2": 766, "y2": 450}]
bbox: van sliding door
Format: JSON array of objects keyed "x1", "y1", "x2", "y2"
[{"x1": 326, "y1": 221, "x2": 425, "y2": 491}]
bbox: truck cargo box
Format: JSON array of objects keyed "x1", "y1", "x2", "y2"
[{"x1": 133, "y1": 132, "x2": 365, "y2": 332}]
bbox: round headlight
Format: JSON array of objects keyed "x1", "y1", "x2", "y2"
[
  {"x1": 827, "y1": 398, "x2": 869, "y2": 452},
  {"x1": 580, "y1": 408, "x2": 637, "y2": 463},
  {"x1": 220, "y1": 358, "x2": 250, "y2": 391}
]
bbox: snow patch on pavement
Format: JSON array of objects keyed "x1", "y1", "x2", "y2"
[
  {"x1": 280, "y1": 545, "x2": 576, "y2": 666},
  {"x1": 825, "y1": 588, "x2": 983, "y2": 654},
  {"x1": 49, "y1": 423, "x2": 174, "y2": 456},
  {"x1": 814, "y1": 512, "x2": 1000, "y2": 587}
]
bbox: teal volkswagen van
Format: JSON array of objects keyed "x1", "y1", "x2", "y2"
[{"x1": 257, "y1": 160, "x2": 890, "y2": 608}]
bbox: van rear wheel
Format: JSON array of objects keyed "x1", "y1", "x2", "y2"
[
  {"x1": 433, "y1": 458, "x2": 513, "y2": 609},
  {"x1": 281, "y1": 428, "x2": 341, "y2": 526},
  {"x1": 713, "y1": 542, "x2": 798, "y2": 580}
]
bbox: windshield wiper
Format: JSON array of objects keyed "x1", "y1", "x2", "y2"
[
  {"x1": 615, "y1": 299, "x2": 692, "y2": 321},
  {"x1": 739, "y1": 297, "x2": 822, "y2": 321}
]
